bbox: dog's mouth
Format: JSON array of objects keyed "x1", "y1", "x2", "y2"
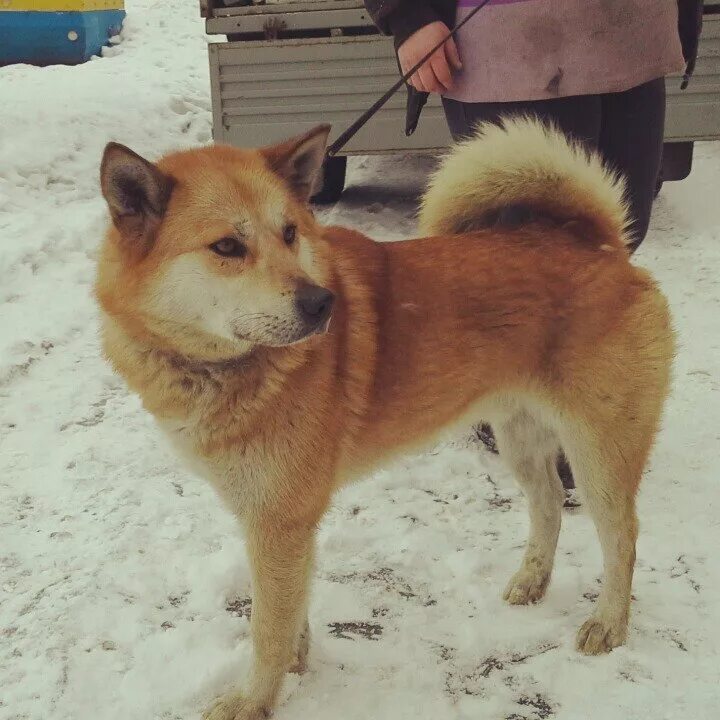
[
  {"x1": 233, "y1": 310, "x2": 332, "y2": 348},
  {"x1": 287, "y1": 311, "x2": 332, "y2": 345},
  {"x1": 315, "y1": 312, "x2": 332, "y2": 335}
]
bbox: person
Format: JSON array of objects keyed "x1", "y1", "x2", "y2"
[
  {"x1": 363, "y1": 0, "x2": 703, "y2": 493},
  {"x1": 364, "y1": 0, "x2": 703, "y2": 253}
]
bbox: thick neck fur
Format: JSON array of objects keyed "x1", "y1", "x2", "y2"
[{"x1": 100, "y1": 313, "x2": 314, "y2": 445}]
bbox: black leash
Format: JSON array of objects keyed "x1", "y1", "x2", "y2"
[{"x1": 325, "y1": 0, "x2": 491, "y2": 159}]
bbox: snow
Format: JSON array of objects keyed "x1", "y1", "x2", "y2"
[{"x1": 1, "y1": 1, "x2": 719, "y2": 719}]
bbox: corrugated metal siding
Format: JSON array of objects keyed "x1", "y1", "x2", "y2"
[
  {"x1": 210, "y1": 16, "x2": 720, "y2": 150},
  {"x1": 211, "y1": 36, "x2": 452, "y2": 152},
  {"x1": 666, "y1": 15, "x2": 720, "y2": 141},
  {"x1": 206, "y1": 1, "x2": 370, "y2": 36}
]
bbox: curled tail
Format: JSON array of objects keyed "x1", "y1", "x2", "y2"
[{"x1": 418, "y1": 117, "x2": 631, "y2": 250}]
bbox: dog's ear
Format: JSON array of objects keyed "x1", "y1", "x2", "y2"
[
  {"x1": 262, "y1": 124, "x2": 331, "y2": 202},
  {"x1": 100, "y1": 142, "x2": 175, "y2": 258}
]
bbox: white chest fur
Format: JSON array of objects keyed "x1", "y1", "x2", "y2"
[{"x1": 157, "y1": 417, "x2": 270, "y2": 517}]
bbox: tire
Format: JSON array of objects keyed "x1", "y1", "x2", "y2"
[{"x1": 311, "y1": 156, "x2": 347, "y2": 205}]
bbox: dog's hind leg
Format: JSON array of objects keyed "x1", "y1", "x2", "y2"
[
  {"x1": 560, "y1": 427, "x2": 644, "y2": 655},
  {"x1": 494, "y1": 410, "x2": 565, "y2": 605}
]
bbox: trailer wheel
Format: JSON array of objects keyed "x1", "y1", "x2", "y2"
[{"x1": 312, "y1": 156, "x2": 347, "y2": 205}]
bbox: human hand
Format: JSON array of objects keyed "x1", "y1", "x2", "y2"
[{"x1": 397, "y1": 21, "x2": 462, "y2": 94}]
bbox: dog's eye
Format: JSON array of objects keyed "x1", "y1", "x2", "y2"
[
  {"x1": 283, "y1": 224, "x2": 297, "y2": 246},
  {"x1": 210, "y1": 237, "x2": 246, "y2": 258}
]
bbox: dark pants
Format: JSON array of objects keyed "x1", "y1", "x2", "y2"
[{"x1": 442, "y1": 78, "x2": 666, "y2": 252}]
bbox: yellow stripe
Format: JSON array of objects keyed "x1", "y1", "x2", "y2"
[{"x1": 0, "y1": 1, "x2": 124, "y2": 11}]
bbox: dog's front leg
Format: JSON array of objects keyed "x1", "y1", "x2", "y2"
[{"x1": 205, "y1": 516, "x2": 317, "y2": 720}]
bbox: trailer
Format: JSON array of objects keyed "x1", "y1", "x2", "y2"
[{"x1": 203, "y1": 1, "x2": 720, "y2": 201}]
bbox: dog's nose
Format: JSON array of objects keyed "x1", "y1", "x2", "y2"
[{"x1": 296, "y1": 283, "x2": 334, "y2": 326}]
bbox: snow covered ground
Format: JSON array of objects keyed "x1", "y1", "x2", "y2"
[{"x1": 1, "y1": 2, "x2": 719, "y2": 719}]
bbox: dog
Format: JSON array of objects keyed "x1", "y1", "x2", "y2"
[{"x1": 96, "y1": 118, "x2": 674, "y2": 720}]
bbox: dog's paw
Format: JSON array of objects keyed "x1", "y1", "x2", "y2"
[
  {"x1": 288, "y1": 651, "x2": 307, "y2": 675},
  {"x1": 203, "y1": 693, "x2": 270, "y2": 720},
  {"x1": 288, "y1": 626, "x2": 310, "y2": 675},
  {"x1": 576, "y1": 614, "x2": 627, "y2": 655},
  {"x1": 503, "y1": 567, "x2": 550, "y2": 605}
]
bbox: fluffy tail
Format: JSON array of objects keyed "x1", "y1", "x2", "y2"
[{"x1": 418, "y1": 117, "x2": 631, "y2": 249}]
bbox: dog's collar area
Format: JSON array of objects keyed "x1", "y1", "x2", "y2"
[{"x1": 154, "y1": 346, "x2": 258, "y2": 377}]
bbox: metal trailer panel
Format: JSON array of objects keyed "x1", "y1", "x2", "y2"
[
  {"x1": 208, "y1": 12, "x2": 720, "y2": 151},
  {"x1": 209, "y1": 35, "x2": 452, "y2": 152},
  {"x1": 666, "y1": 14, "x2": 720, "y2": 142},
  {"x1": 206, "y1": 1, "x2": 371, "y2": 36},
  {"x1": 212, "y1": 0, "x2": 364, "y2": 14}
]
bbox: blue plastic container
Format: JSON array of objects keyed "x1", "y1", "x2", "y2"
[{"x1": 0, "y1": 8, "x2": 125, "y2": 66}]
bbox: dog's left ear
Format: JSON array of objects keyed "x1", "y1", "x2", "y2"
[
  {"x1": 100, "y1": 142, "x2": 175, "y2": 258},
  {"x1": 262, "y1": 124, "x2": 331, "y2": 202}
]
